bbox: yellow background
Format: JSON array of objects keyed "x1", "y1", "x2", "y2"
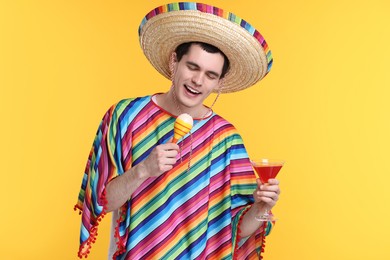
[{"x1": 1, "y1": 0, "x2": 390, "y2": 259}]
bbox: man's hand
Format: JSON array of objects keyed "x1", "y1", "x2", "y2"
[
  {"x1": 105, "y1": 140, "x2": 179, "y2": 212},
  {"x1": 238, "y1": 178, "x2": 281, "y2": 237},
  {"x1": 252, "y1": 178, "x2": 280, "y2": 214},
  {"x1": 138, "y1": 140, "x2": 180, "y2": 178}
]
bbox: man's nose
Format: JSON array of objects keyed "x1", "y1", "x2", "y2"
[{"x1": 192, "y1": 72, "x2": 204, "y2": 86}]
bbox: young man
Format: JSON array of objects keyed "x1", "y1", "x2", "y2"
[{"x1": 75, "y1": 3, "x2": 280, "y2": 259}]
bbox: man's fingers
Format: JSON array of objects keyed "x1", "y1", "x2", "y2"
[
  {"x1": 162, "y1": 142, "x2": 180, "y2": 151},
  {"x1": 267, "y1": 178, "x2": 280, "y2": 185},
  {"x1": 165, "y1": 149, "x2": 179, "y2": 158},
  {"x1": 254, "y1": 193, "x2": 279, "y2": 207},
  {"x1": 256, "y1": 189, "x2": 279, "y2": 198}
]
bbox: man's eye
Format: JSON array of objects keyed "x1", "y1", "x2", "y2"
[{"x1": 207, "y1": 74, "x2": 217, "y2": 80}]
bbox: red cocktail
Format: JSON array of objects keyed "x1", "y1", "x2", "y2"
[
  {"x1": 253, "y1": 163, "x2": 283, "y2": 183},
  {"x1": 251, "y1": 159, "x2": 284, "y2": 221}
]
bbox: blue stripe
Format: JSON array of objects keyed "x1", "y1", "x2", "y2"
[
  {"x1": 185, "y1": 2, "x2": 197, "y2": 10},
  {"x1": 119, "y1": 97, "x2": 150, "y2": 138}
]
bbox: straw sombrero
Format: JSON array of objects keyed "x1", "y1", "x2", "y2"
[{"x1": 138, "y1": 2, "x2": 273, "y2": 93}]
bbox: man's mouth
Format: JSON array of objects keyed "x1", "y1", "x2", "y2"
[{"x1": 184, "y1": 84, "x2": 201, "y2": 95}]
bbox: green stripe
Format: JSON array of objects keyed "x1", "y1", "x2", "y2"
[
  {"x1": 132, "y1": 117, "x2": 173, "y2": 161},
  {"x1": 162, "y1": 219, "x2": 208, "y2": 259},
  {"x1": 231, "y1": 184, "x2": 257, "y2": 197},
  {"x1": 208, "y1": 196, "x2": 230, "y2": 220}
]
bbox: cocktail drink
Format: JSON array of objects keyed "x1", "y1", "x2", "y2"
[{"x1": 251, "y1": 159, "x2": 284, "y2": 221}]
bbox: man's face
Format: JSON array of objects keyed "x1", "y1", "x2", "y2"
[{"x1": 172, "y1": 44, "x2": 224, "y2": 113}]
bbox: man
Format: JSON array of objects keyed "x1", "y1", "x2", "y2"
[{"x1": 75, "y1": 3, "x2": 281, "y2": 259}]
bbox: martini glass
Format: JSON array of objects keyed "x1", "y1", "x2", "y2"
[{"x1": 251, "y1": 158, "x2": 284, "y2": 221}]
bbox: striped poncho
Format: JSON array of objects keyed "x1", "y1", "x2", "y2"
[{"x1": 75, "y1": 95, "x2": 273, "y2": 259}]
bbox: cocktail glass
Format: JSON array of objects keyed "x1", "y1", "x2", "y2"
[{"x1": 251, "y1": 158, "x2": 284, "y2": 221}]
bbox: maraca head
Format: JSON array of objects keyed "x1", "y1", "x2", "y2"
[{"x1": 173, "y1": 113, "x2": 193, "y2": 143}]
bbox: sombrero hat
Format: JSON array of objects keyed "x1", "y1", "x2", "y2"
[{"x1": 138, "y1": 2, "x2": 273, "y2": 93}]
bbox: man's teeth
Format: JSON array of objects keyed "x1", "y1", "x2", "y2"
[{"x1": 185, "y1": 85, "x2": 200, "y2": 94}]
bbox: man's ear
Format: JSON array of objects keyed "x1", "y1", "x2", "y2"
[{"x1": 171, "y1": 52, "x2": 178, "y2": 63}]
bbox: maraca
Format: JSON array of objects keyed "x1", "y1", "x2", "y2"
[{"x1": 172, "y1": 113, "x2": 193, "y2": 143}]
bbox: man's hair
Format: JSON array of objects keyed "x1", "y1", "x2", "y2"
[{"x1": 175, "y1": 42, "x2": 230, "y2": 79}]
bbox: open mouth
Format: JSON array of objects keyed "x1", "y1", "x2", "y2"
[{"x1": 184, "y1": 84, "x2": 201, "y2": 95}]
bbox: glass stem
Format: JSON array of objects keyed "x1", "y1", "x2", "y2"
[{"x1": 263, "y1": 208, "x2": 269, "y2": 218}]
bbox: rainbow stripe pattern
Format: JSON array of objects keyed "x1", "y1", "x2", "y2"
[
  {"x1": 75, "y1": 95, "x2": 273, "y2": 259},
  {"x1": 139, "y1": 2, "x2": 273, "y2": 74}
]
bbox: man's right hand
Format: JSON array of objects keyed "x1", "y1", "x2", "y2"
[
  {"x1": 106, "y1": 139, "x2": 179, "y2": 212},
  {"x1": 138, "y1": 140, "x2": 180, "y2": 179}
]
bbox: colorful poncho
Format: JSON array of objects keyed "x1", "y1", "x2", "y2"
[{"x1": 75, "y1": 95, "x2": 273, "y2": 259}]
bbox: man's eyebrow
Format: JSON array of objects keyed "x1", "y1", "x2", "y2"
[{"x1": 186, "y1": 61, "x2": 221, "y2": 78}]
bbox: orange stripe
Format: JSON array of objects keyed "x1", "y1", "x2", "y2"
[
  {"x1": 133, "y1": 112, "x2": 168, "y2": 144},
  {"x1": 176, "y1": 120, "x2": 192, "y2": 129}
]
